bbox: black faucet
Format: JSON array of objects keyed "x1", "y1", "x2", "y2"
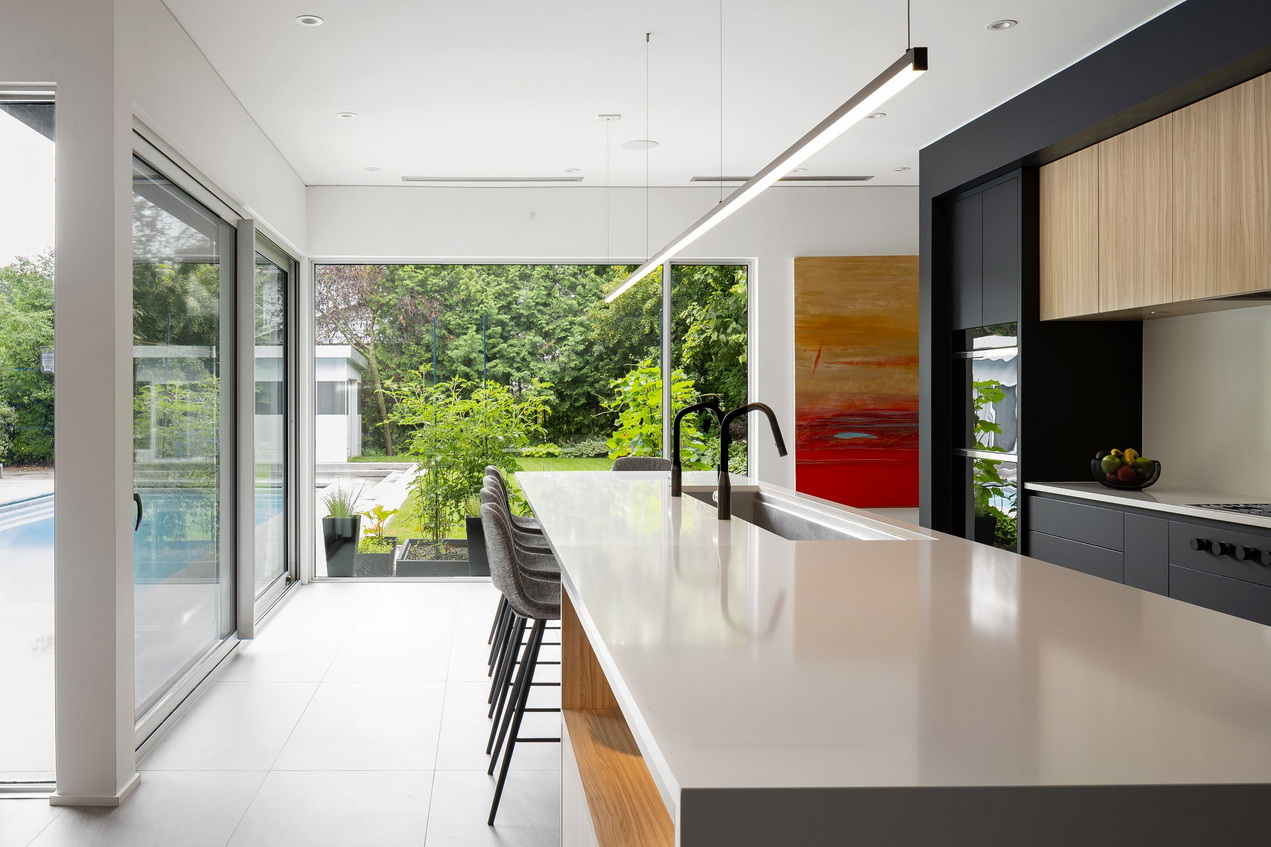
[
  {"x1": 717, "y1": 403, "x2": 788, "y2": 521},
  {"x1": 670, "y1": 398, "x2": 723, "y2": 497}
]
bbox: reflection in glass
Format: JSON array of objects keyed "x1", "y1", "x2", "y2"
[
  {"x1": 970, "y1": 457, "x2": 1018, "y2": 552},
  {"x1": 254, "y1": 252, "x2": 287, "y2": 597},
  {"x1": 0, "y1": 100, "x2": 56, "y2": 783},
  {"x1": 132, "y1": 156, "x2": 234, "y2": 719}
]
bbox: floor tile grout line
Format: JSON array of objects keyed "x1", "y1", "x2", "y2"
[
  {"x1": 219, "y1": 770, "x2": 272, "y2": 847},
  {"x1": 20, "y1": 805, "x2": 65, "y2": 847}
]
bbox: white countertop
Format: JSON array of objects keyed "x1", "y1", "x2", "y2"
[
  {"x1": 519, "y1": 470, "x2": 1271, "y2": 808},
  {"x1": 1025, "y1": 482, "x2": 1271, "y2": 530}
]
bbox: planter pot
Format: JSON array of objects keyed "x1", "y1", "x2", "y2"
[
  {"x1": 465, "y1": 516, "x2": 490, "y2": 577},
  {"x1": 356, "y1": 536, "x2": 398, "y2": 577},
  {"x1": 322, "y1": 515, "x2": 360, "y2": 577},
  {"x1": 396, "y1": 538, "x2": 470, "y2": 577},
  {"x1": 973, "y1": 514, "x2": 997, "y2": 547}
]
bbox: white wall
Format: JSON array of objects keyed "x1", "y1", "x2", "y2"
[
  {"x1": 118, "y1": 0, "x2": 307, "y2": 253},
  {"x1": 1143, "y1": 305, "x2": 1271, "y2": 497},
  {"x1": 308, "y1": 184, "x2": 919, "y2": 488}
]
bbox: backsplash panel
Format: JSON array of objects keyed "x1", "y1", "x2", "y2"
[{"x1": 1142, "y1": 304, "x2": 1271, "y2": 497}]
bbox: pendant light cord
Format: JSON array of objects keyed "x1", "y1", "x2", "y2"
[
  {"x1": 646, "y1": 32, "x2": 651, "y2": 262},
  {"x1": 906, "y1": 0, "x2": 912, "y2": 50},
  {"x1": 606, "y1": 119, "x2": 611, "y2": 264},
  {"x1": 719, "y1": 0, "x2": 724, "y2": 204}
]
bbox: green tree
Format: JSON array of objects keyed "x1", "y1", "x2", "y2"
[
  {"x1": 385, "y1": 373, "x2": 550, "y2": 547},
  {"x1": 0, "y1": 252, "x2": 55, "y2": 463},
  {"x1": 604, "y1": 358, "x2": 710, "y2": 465}
]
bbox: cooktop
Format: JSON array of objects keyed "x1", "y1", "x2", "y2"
[{"x1": 1191, "y1": 503, "x2": 1271, "y2": 518}]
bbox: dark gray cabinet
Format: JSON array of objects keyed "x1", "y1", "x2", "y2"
[
  {"x1": 949, "y1": 176, "x2": 1021, "y2": 330},
  {"x1": 951, "y1": 192, "x2": 983, "y2": 329},
  {"x1": 981, "y1": 179, "x2": 1020, "y2": 326},
  {"x1": 1027, "y1": 493, "x2": 1271, "y2": 626}
]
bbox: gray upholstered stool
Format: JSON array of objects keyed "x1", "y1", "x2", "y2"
[{"x1": 481, "y1": 502, "x2": 561, "y2": 826}]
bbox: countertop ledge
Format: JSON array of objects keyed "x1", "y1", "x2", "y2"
[{"x1": 1025, "y1": 482, "x2": 1271, "y2": 530}]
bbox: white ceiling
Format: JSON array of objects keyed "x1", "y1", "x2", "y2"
[{"x1": 162, "y1": 0, "x2": 1183, "y2": 188}]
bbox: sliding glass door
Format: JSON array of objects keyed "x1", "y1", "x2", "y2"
[
  {"x1": 253, "y1": 241, "x2": 292, "y2": 602},
  {"x1": 131, "y1": 155, "x2": 236, "y2": 721}
]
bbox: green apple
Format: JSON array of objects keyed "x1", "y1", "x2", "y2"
[{"x1": 1100, "y1": 455, "x2": 1124, "y2": 475}]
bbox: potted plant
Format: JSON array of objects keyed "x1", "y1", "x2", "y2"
[
  {"x1": 355, "y1": 504, "x2": 398, "y2": 577},
  {"x1": 464, "y1": 495, "x2": 490, "y2": 577},
  {"x1": 971, "y1": 379, "x2": 1018, "y2": 551},
  {"x1": 384, "y1": 374, "x2": 550, "y2": 576},
  {"x1": 321, "y1": 483, "x2": 364, "y2": 577}
]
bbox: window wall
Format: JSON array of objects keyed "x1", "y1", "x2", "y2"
[
  {"x1": 310, "y1": 261, "x2": 748, "y2": 578},
  {"x1": 0, "y1": 98, "x2": 55, "y2": 785},
  {"x1": 252, "y1": 241, "x2": 292, "y2": 603}
]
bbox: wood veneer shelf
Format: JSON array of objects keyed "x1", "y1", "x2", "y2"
[{"x1": 563, "y1": 709, "x2": 674, "y2": 847}]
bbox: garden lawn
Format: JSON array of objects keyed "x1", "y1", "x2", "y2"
[{"x1": 385, "y1": 456, "x2": 612, "y2": 539}]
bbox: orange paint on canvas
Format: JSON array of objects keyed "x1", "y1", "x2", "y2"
[{"x1": 793, "y1": 256, "x2": 919, "y2": 508}]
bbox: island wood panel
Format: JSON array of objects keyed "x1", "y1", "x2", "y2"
[
  {"x1": 1099, "y1": 117, "x2": 1174, "y2": 312},
  {"x1": 561, "y1": 591, "x2": 674, "y2": 847},
  {"x1": 562, "y1": 590, "x2": 618, "y2": 710},
  {"x1": 1173, "y1": 74, "x2": 1271, "y2": 300},
  {"x1": 1040, "y1": 146, "x2": 1100, "y2": 319}
]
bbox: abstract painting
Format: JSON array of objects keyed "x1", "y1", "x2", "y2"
[{"x1": 793, "y1": 256, "x2": 919, "y2": 508}]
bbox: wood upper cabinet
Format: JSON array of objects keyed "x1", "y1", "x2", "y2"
[
  {"x1": 1040, "y1": 146, "x2": 1099, "y2": 319},
  {"x1": 1173, "y1": 75, "x2": 1271, "y2": 299},
  {"x1": 1099, "y1": 117, "x2": 1175, "y2": 312}
]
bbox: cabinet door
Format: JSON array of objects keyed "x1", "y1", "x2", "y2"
[
  {"x1": 981, "y1": 178, "x2": 1019, "y2": 326},
  {"x1": 951, "y1": 192, "x2": 983, "y2": 330},
  {"x1": 1173, "y1": 75, "x2": 1271, "y2": 299},
  {"x1": 1099, "y1": 118, "x2": 1174, "y2": 311},
  {"x1": 1040, "y1": 147, "x2": 1099, "y2": 319}
]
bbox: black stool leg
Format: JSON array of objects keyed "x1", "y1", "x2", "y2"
[
  {"x1": 487, "y1": 596, "x2": 506, "y2": 646},
  {"x1": 488, "y1": 617, "x2": 546, "y2": 826},
  {"x1": 487, "y1": 598, "x2": 510, "y2": 672},
  {"x1": 488, "y1": 616, "x2": 524, "y2": 723}
]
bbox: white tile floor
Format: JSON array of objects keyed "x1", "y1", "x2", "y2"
[{"x1": 2, "y1": 581, "x2": 562, "y2": 847}]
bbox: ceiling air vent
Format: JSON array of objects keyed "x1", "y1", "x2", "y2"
[
  {"x1": 401, "y1": 176, "x2": 584, "y2": 184},
  {"x1": 690, "y1": 175, "x2": 874, "y2": 183}
]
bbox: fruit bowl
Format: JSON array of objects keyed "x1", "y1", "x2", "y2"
[{"x1": 1090, "y1": 458, "x2": 1161, "y2": 491}]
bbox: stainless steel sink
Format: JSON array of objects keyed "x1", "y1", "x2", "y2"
[{"x1": 687, "y1": 489, "x2": 929, "y2": 541}]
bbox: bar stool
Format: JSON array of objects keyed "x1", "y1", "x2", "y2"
[
  {"x1": 481, "y1": 501, "x2": 561, "y2": 825},
  {"x1": 612, "y1": 456, "x2": 672, "y2": 471},
  {"x1": 484, "y1": 466, "x2": 543, "y2": 532}
]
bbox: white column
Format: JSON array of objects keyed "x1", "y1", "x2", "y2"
[{"x1": 41, "y1": 0, "x2": 138, "y2": 805}]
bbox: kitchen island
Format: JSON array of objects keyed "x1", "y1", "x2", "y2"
[{"x1": 518, "y1": 471, "x2": 1271, "y2": 846}]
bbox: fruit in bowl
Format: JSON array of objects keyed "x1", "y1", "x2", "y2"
[{"x1": 1092, "y1": 448, "x2": 1160, "y2": 490}]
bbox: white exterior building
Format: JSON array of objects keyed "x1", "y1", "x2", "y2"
[{"x1": 314, "y1": 345, "x2": 366, "y2": 463}]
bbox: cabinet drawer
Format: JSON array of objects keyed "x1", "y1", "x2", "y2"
[
  {"x1": 1029, "y1": 496, "x2": 1124, "y2": 551},
  {"x1": 1169, "y1": 565, "x2": 1271, "y2": 628},
  {"x1": 1168, "y1": 520, "x2": 1271, "y2": 590},
  {"x1": 1028, "y1": 532, "x2": 1124, "y2": 583}
]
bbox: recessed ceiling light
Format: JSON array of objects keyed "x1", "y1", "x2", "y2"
[
  {"x1": 1149, "y1": 310, "x2": 1170, "y2": 315},
  {"x1": 894, "y1": 166, "x2": 912, "y2": 172},
  {"x1": 295, "y1": 14, "x2": 324, "y2": 26},
  {"x1": 791, "y1": 168, "x2": 808, "y2": 173},
  {"x1": 986, "y1": 19, "x2": 1018, "y2": 31},
  {"x1": 564, "y1": 168, "x2": 581, "y2": 174},
  {"x1": 364, "y1": 166, "x2": 382, "y2": 172},
  {"x1": 621, "y1": 139, "x2": 659, "y2": 150},
  {"x1": 866, "y1": 112, "x2": 887, "y2": 119},
  {"x1": 336, "y1": 111, "x2": 358, "y2": 120}
]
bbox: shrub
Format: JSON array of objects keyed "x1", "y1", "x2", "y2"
[
  {"x1": 604, "y1": 359, "x2": 710, "y2": 466},
  {"x1": 560, "y1": 438, "x2": 609, "y2": 458},
  {"x1": 522, "y1": 442, "x2": 562, "y2": 458},
  {"x1": 385, "y1": 374, "x2": 550, "y2": 546}
]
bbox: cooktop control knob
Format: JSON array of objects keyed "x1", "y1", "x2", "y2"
[
  {"x1": 1262, "y1": 550, "x2": 1271, "y2": 567},
  {"x1": 1235, "y1": 546, "x2": 1259, "y2": 561},
  {"x1": 1190, "y1": 537, "x2": 1209, "y2": 552},
  {"x1": 1209, "y1": 541, "x2": 1233, "y2": 557}
]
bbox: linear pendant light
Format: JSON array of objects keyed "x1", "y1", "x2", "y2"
[{"x1": 605, "y1": 47, "x2": 927, "y2": 302}]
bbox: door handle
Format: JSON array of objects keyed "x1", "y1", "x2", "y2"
[{"x1": 133, "y1": 492, "x2": 143, "y2": 531}]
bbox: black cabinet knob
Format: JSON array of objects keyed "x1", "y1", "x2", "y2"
[
  {"x1": 1209, "y1": 541, "x2": 1234, "y2": 556},
  {"x1": 1235, "y1": 546, "x2": 1259, "y2": 561},
  {"x1": 1261, "y1": 550, "x2": 1271, "y2": 567},
  {"x1": 1190, "y1": 537, "x2": 1209, "y2": 551}
]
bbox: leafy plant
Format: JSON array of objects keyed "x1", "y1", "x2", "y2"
[
  {"x1": 559, "y1": 438, "x2": 609, "y2": 458},
  {"x1": 322, "y1": 483, "x2": 365, "y2": 518},
  {"x1": 357, "y1": 535, "x2": 395, "y2": 554},
  {"x1": 0, "y1": 253, "x2": 54, "y2": 463},
  {"x1": 522, "y1": 442, "x2": 561, "y2": 458},
  {"x1": 360, "y1": 504, "x2": 398, "y2": 538},
  {"x1": 603, "y1": 359, "x2": 710, "y2": 465},
  {"x1": 385, "y1": 373, "x2": 550, "y2": 547},
  {"x1": 971, "y1": 379, "x2": 1017, "y2": 549}
]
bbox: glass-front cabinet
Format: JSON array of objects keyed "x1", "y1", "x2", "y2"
[{"x1": 956, "y1": 323, "x2": 1018, "y2": 551}]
